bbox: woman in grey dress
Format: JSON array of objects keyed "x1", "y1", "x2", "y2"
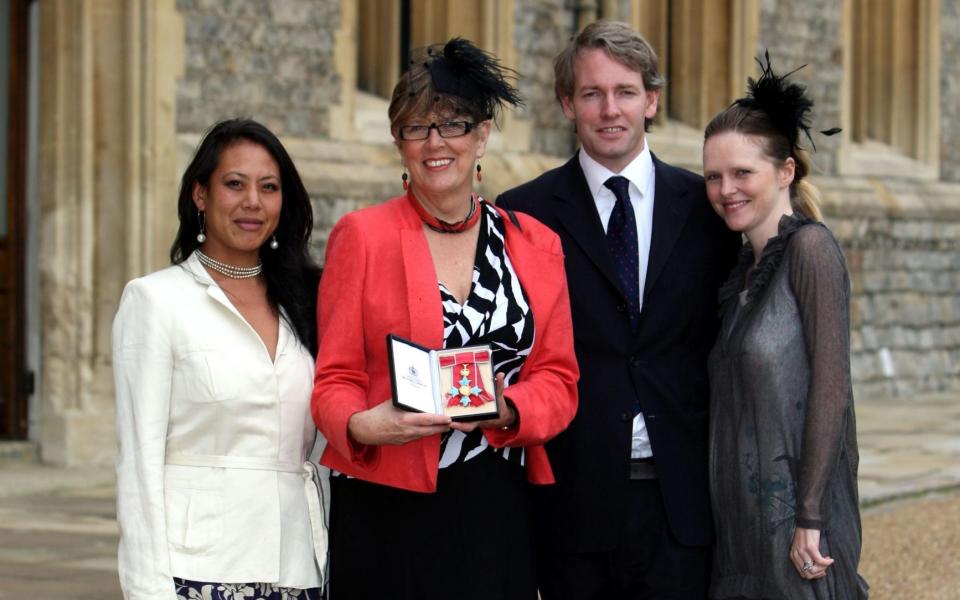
[{"x1": 701, "y1": 57, "x2": 869, "y2": 600}]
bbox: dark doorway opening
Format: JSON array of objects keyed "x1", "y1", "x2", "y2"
[{"x1": 1, "y1": 0, "x2": 31, "y2": 439}]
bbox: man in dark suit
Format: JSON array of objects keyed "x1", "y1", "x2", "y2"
[{"x1": 497, "y1": 21, "x2": 741, "y2": 599}]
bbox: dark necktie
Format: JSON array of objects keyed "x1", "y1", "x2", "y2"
[{"x1": 604, "y1": 176, "x2": 640, "y2": 332}]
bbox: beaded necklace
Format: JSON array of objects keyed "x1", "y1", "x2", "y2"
[{"x1": 196, "y1": 250, "x2": 262, "y2": 279}]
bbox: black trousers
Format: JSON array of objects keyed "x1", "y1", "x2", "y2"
[
  {"x1": 328, "y1": 450, "x2": 537, "y2": 600},
  {"x1": 537, "y1": 479, "x2": 711, "y2": 600}
]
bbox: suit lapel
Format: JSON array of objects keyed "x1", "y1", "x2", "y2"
[
  {"x1": 643, "y1": 155, "x2": 696, "y2": 302},
  {"x1": 183, "y1": 253, "x2": 247, "y2": 322},
  {"x1": 399, "y1": 204, "x2": 444, "y2": 349},
  {"x1": 551, "y1": 154, "x2": 622, "y2": 295}
]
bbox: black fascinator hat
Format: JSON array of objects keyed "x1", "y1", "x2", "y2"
[
  {"x1": 421, "y1": 37, "x2": 523, "y2": 121},
  {"x1": 733, "y1": 51, "x2": 841, "y2": 152},
  {"x1": 389, "y1": 38, "x2": 523, "y2": 137}
]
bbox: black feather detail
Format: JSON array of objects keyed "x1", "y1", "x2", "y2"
[
  {"x1": 424, "y1": 37, "x2": 523, "y2": 119},
  {"x1": 734, "y1": 50, "x2": 840, "y2": 152}
]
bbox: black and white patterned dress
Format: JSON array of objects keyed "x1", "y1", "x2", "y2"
[{"x1": 438, "y1": 201, "x2": 535, "y2": 469}]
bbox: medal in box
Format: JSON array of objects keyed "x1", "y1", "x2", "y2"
[{"x1": 387, "y1": 334, "x2": 499, "y2": 422}]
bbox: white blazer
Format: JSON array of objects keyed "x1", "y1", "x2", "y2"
[{"x1": 113, "y1": 252, "x2": 329, "y2": 599}]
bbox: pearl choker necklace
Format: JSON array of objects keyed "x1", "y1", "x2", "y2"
[{"x1": 196, "y1": 250, "x2": 262, "y2": 279}]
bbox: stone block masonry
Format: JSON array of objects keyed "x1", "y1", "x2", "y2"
[
  {"x1": 758, "y1": 0, "x2": 843, "y2": 175},
  {"x1": 821, "y1": 177, "x2": 960, "y2": 399},
  {"x1": 513, "y1": 0, "x2": 576, "y2": 156},
  {"x1": 941, "y1": 0, "x2": 960, "y2": 182},
  {"x1": 175, "y1": 0, "x2": 340, "y2": 137}
]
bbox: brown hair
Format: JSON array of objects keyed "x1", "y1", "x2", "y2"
[
  {"x1": 704, "y1": 104, "x2": 823, "y2": 221},
  {"x1": 554, "y1": 20, "x2": 665, "y2": 131}
]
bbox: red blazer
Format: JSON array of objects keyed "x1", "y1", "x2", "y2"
[{"x1": 312, "y1": 195, "x2": 579, "y2": 493}]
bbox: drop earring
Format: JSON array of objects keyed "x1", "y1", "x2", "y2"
[
  {"x1": 269, "y1": 235, "x2": 279, "y2": 250},
  {"x1": 196, "y1": 210, "x2": 207, "y2": 243},
  {"x1": 476, "y1": 162, "x2": 482, "y2": 182},
  {"x1": 402, "y1": 169, "x2": 409, "y2": 190}
]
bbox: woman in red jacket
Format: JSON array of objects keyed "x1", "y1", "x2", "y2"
[{"x1": 311, "y1": 38, "x2": 578, "y2": 600}]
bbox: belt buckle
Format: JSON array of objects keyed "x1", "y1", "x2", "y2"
[{"x1": 629, "y1": 457, "x2": 657, "y2": 480}]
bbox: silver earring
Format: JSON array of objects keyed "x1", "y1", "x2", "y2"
[
  {"x1": 196, "y1": 211, "x2": 207, "y2": 243},
  {"x1": 269, "y1": 235, "x2": 279, "y2": 250}
]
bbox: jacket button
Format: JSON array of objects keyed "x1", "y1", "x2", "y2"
[
  {"x1": 617, "y1": 303, "x2": 627, "y2": 313},
  {"x1": 620, "y1": 411, "x2": 631, "y2": 422}
]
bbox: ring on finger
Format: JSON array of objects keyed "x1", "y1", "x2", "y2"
[{"x1": 801, "y1": 560, "x2": 814, "y2": 573}]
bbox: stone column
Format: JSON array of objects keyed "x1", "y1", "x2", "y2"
[
  {"x1": 37, "y1": 0, "x2": 97, "y2": 465},
  {"x1": 329, "y1": 0, "x2": 358, "y2": 141},
  {"x1": 37, "y1": 0, "x2": 182, "y2": 466},
  {"x1": 942, "y1": 0, "x2": 960, "y2": 182}
]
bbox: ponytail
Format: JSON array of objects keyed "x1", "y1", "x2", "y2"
[{"x1": 790, "y1": 149, "x2": 822, "y2": 221}]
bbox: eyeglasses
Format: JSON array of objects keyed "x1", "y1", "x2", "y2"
[{"x1": 398, "y1": 121, "x2": 474, "y2": 141}]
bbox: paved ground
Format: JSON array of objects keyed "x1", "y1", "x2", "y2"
[
  {"x1": 860, "y1": 490, "x2": 960, "y2": 600},
  {"x1": 855, "y1": 394, "x2": 960, "y2": 600},
  {"x1": 0, "y1": 469, "x2": 118, "y2": 598},
  {"x1": 856, "y1": 393, "x2": 960, "y2": 504},
  {"x1": 1, "y1": 392, "x2": 958, "y2": 599}
]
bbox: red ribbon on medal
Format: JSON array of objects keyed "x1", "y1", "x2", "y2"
[{"x1": 439, "y1": 351, "x2": 493, "y2": 407}]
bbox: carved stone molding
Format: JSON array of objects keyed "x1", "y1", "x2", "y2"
[{"x1": 37, "y1": 0, "x2": 182, "y2": 465}]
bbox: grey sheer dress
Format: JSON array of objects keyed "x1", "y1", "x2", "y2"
[{"x1": 708, "y1": 215, "x2": 869, "y2": 600}]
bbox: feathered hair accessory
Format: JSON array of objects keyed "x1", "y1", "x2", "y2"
[
  {"x1": 733, "y1": 50, "x2": 841, "y2": 151},
  {"x1": 421, "y1": 37, "x2": 523, "y2": 119}
]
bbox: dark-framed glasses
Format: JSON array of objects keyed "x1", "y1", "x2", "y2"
[{"x1": 398, "y1": 121, "x2": 474, "y2": 141}]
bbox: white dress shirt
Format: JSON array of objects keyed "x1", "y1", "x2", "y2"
[
  {"x1": 113, "y1": 252, "x2": 328, "y2": 599},
  {"x1": 579, "y1": 146, "x2": 655, "y2": 459}
]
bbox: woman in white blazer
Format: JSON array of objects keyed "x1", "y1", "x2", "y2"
[{"x1": 112, "y1": 119, "x2": 328, "y2": 600}]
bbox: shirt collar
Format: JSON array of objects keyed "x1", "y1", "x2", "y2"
[
  {"x1": 578, "y1": 143, "x2": 655, "y2": 201},
  {"x1": 181, "y1": 250, "x2": 216, "y2": 286}
]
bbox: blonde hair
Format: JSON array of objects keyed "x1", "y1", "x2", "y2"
[{"x1": 792, "y1": 148, "x2": 822, "y2": 221}]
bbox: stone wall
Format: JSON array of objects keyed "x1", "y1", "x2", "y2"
[
  {"x1": 758, "y1": 0, "x2": 960, "y2": 397},
  {"x1": 175, "y1": 0, "x2": 340, "y2": 137},
  {"x1": 821, "y1": 179, "x2": 960, "y2": 399},
  {"x1": 513, "y1": 0, "x2": 575, "y2": 156},
  {"x1": 757, "y1": 0, "x2": 843, "y2": 175},
  {"x1": 941, "y1": 0, "x2": 960, "y2": 182}
]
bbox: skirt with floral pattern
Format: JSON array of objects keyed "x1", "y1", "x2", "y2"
[{"x1": 174, "y1": 577, "x2": 323, "y2": 600}]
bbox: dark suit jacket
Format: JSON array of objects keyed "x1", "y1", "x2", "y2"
[{"x1": 497, "y1": 152, "x2": 740, "y2": 551}]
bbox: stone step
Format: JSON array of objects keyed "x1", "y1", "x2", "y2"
[
  {"x1": 647, "y1": 119, "x2": 708, "y2": 173},
  {"x1": 177, "y1": 134, "x2": 400, "y2": 168},
  {"x1": 301, "y1": 149, "x2": 567, "y2": 259},
  {"x1": 0, "y1": 441, "x2": 39, "y2": 466},
  {"x1": 353, "y1": 89, "x2": 395, "y2": 145}
]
